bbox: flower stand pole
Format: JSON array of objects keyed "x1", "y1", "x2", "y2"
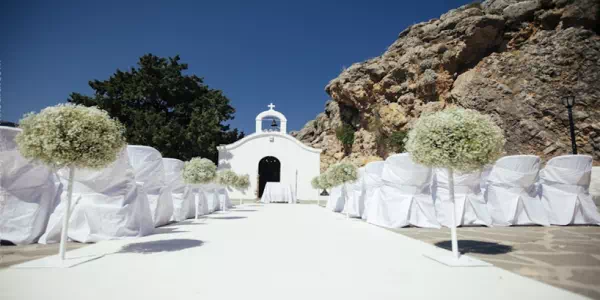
[
  {"x1": 58, "y1": 167, "x2": 75, "y2": 260},
  {"x1": 423, "y1": 168, "x2": 490, "y2": 267},
  {"x1": 194, "y1": 191, "x2": 200, "y2": 220},
  {"x1": 447, "y1": 169, "x2": 459, "y2": 259},
  {"x1": 11, "y1": 104, "x2": 123, "y2": 268}
]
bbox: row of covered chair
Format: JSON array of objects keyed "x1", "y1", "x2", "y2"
[
  {"x1": 327, "y1": 153, "x2": 600, "y2": 228},
  {"x1": 0, "y1": 126, "x2": 232, "y2": 245}
]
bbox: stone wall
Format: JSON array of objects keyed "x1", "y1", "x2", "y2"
[{"x1": 292, "y1": 0, "x2": 600, "y2": 170}]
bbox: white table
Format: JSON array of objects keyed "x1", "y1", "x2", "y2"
[{"x1": 260, "y1": 182, "x2": 296, "y2": 204}]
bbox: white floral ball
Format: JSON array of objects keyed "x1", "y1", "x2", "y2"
[
  {"x1": 182, "y1": 157, "x2": 217, "y2": 184},
  {"x1": 326, "y1": 162, "x2": 358, "y2": 186},
  {"x1": 311, "y1": 176, "x2": 322, "y2": 189},
  {"x1": 318, "y1": 172, "x2": 332, "y2": 189},
  {"x1": 216, "y1": 169, "x2": 238, "y2": 186},
  {"x1": 406, "y1": 107, "x2": 505, "y2": 172},
  {"x1": 16, "y1": 104, "x2": 126, "y2": 169},
  {"x1": 234, "y1": 174, "x2": 250, "y2": 190}
]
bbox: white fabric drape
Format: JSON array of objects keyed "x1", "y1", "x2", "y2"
[
  {"x1": 193, "y1": 187, "x2": 209, "y2": 216},
  {"x1": 0, "y1": 127, "x2": 62, "y2": 244},
  {"x1": 163, "y1": 158, "x2": 195, "y2": 221},
  {"x1": 326, "y1": 185, "x2": 345, "y2": 212},
  {"x1": 261, "y1": 182, "x2": 295, "y2": 203},
  {"x1": 365, "y1": 154, "x2": 439, "y2": 228},
  {"x1": 127, "y1": 146, "x2": 174, "y2": 227},
  {"x1": 361, "y1": 161, "x2": 385, "y2": 221},
  {"x1": 342, "y1": 168, "x2": 365, "y2": 218},
  {"x1": 480, "y1": 165, "x2": 493, "y2": 194},
  {"x1": 217, "y1": 186, "x2": 233, "y2": 209},
  {"x1": 540, "y1": 155, "x2": 600, "y2": 225},
  {"x1": 434, "y1": 168, "x2": 491, "y2": 227},
  {"x1": 486, "y1": 155, "x2": 549, "y2": 226},
  {"x1": 200, "y1": 184, "x2": 219, "y2": 213},
  {"x1": 39, "y1": 150, "x2": 154, "y2": 244},
  {"x1": 592, "y1": 167, "x2": 600, "y2": 206}
]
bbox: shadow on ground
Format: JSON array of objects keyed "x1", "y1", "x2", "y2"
[
  {"x1": 151, "y1": 227, "x2": 190, "y2": 235},
  {"x1": 119, "y1": 239, "x2": 203, "y2": 254},
  {"x1": 435, "y1": 240, "x2": 513, "y2": 255},
  {"x1": 163, "y1": 220, "x2": 207, "y2": 226},
  {"x1": 230, "y1": 209, "x2": 258, "y2": 212},
  {"x1": 206, "y1": 216, "x2": 247, "y2": 220}
]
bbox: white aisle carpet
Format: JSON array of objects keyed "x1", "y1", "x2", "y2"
[{"x1": 0, "y1": 204, "x2": 584, "y2": 300}]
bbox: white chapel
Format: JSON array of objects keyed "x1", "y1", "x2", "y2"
[{"x1": 217, "y1": 104, "x2": 322, "y2": 201}]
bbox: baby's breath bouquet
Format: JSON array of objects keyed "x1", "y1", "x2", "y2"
[
  {"x1": 15, "y1": 104, "x2": 126, "y2": 261},
  {"x1": 405, "y1": 107, "x2": 505, "y2": 173},
  {"x1": 326, "y1": 162, "x2": 358, "y2": 186},
  {"x1": 406, "y1": 107, "x2": 505, "y2": 260},
  {"x1": 182, "y1": 157, "x2": 216, "y2": 219},
  {"x1": 318, "y1": 172, "x2": 333, "y2": 189},
  {"x1": 215, "y1": 169, "x2": 238, "y2": 210},
  {"x1": 234, "y1": 174, "x2": 250, "y2": 190},
  {"x1": 16, "y1": 104, "x2": 126, "y2": 169},
  {"x1": 311, "y1": 176, "x2": 322, "y2": 190},
  {"x1": 233, "y1": 174, "x2": 250, "y2": 205},
  {"x1": 182, "y1": 157, "x2": 216, "y2": 185},
  {"x1": 216, "y1": 169, "x2": 238, "y2": 186}
]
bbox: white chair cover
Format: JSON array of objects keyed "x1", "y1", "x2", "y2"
[
  {"x1": 127, "y1": 145, "x2": 174, "y2": 227},
  {"x1": 540, "y1": 155, "x2": 600, "y2": 225},
  {"x1": 486, "y1": 155, "x2": 549, "y2": 226},
  {"x1": 163, "y1": 158, "x2": 195, "y2": 221},
  {"x1": 326, "y1": 185, "x2": 345, "y2": 212},
  {"x1": 39, "y1": 150, "x2": 154, "y2": 244},
  {"x1": 341, "y1": 168, "x2": 365, "y2": 218},
  {"x1": 365, "y1": 154, "x2": 439, "y2": 228},
  {"x1": 434, "y1": 169, "x2": 492, "y2": 227},
  {"x1": 217, "y1": 186, "x2": 233, "y2": 209},
  {"x1": 485, "y1": 155, "x2": 550, "y2": 226},
  {"x1": 200, "y1": 184, "x2": 220, "y2": 213},
  {"x1": 192, "y1": 186, "x2": 211, "y2": 215},
  {"x1": 361, "y1": 161, "x2": 385, "y2": 221},
  {"x1": 480, "y1": 165, "x2": 493, "y2": 194},
  {"x1": 592, "y1": 167, "x2": 600, "y2": 206},
  {"x1": 0, "y1": 127, "x2": 62, "y2": 244}
]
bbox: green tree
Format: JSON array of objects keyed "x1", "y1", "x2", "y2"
[
  {"x1": 69, "y1": 54, "x2": 243, "y2": 162},
  {"x1": 387, "y1": 130, "x2": 408, "y2": 153},
  {"x1": 335, "y1": 124, "x2": 355, "y2": 155}
]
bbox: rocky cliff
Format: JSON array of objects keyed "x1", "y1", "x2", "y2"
[{"x1": 292, "y1": 0, "x2": 600, "y2": 171}]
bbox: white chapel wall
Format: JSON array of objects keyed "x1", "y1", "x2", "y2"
[{"x1": 218, "y1": 132, "x2": 321, "y2": 200}]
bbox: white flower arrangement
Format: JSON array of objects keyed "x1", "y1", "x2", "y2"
[
  {"x1": 182, "y1": 157, "x2": 217, "y2": 184},
  {"x1": 326, "y1": 162, "x2": 358, "y2": 186},
  {"x1": 405, "y1": 107, "x2": 505, "y2": 172},
  {"x1": 216, "y1": 169, "x2": 238, "y2": 186},
  {"x1": 234, "y1": 174, "x2": 250, "y2": 190},
  {"x1": 318, "y1": 172, "x2": 333, "y2": 189},
  {"x1": 311, "y1": 176, "x2": 322, "y2": 189},
  {"x1": 15, "y1": 104, "x2": 126, "y2": 261},
  {"x1": 16, "y1": 104, "x2": 126, "y2": 169}
]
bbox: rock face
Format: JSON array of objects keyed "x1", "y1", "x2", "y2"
[{"x1": 292, "y1": 0, "x2": 600, "y2": 170}]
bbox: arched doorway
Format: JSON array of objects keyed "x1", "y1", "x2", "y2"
[{"x1": 258, "y1": 156, "x2": 281, "y2": 198}]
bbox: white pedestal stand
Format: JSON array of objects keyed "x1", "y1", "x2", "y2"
[{"x1": 424, "y1": 168, "x2": 491, "y2": 267}]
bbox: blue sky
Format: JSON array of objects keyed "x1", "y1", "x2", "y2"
[{"x1": 0, "y1": 0, "x2": 472, "y2": 133}]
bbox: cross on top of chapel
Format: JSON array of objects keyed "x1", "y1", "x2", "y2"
[{"x1": 268, "y1": 103, "x2": 275, "y2": 110}]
